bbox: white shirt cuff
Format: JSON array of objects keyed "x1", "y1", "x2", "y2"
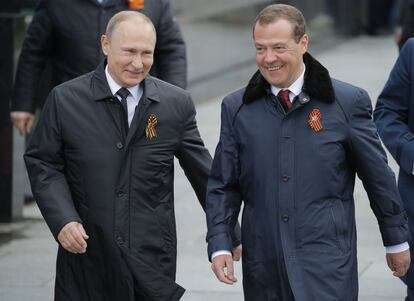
[
  {"x1": 385, "y1": 242, "x2": 410, "y2": 253},
  {"x1": 211, "y1": 250, "x2": 232, "y2": 260}
]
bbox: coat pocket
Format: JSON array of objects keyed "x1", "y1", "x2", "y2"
[{"x1": 329, "y1": 199, "x2": 349, "y2": 253}]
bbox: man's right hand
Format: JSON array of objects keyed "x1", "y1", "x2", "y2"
[
  {"x1": 57, "y1": 221, "x2": 89, "y2": 254},
  {"x1": 10, "y1": 111, "x2": 35, "y2": 135},
  {"x1": 211, "y1": 254, "x2": 237, "y2": 285}
]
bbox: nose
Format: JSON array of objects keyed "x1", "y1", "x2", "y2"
[
  {"x1": 131, "y1": 54, "x2": 143, "y2": 69},
  {"x1": 264, "y1": 49, "x2": 277, "y2": 64}
]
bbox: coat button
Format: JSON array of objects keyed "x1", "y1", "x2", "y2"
[
  {"x1": 281, "y1": 214, "x2": 289, "y2": 222},
  {"x1": 116, "y1": 191, "x2": 124, "y2": 198},
  {"x1": 282, "y1": 175, "x2": 290, "y2": 182},
  {"x1": 116, "y1": 142, "x2": 124, "y2": 149}
]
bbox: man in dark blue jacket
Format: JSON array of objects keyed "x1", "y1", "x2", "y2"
[
  {"x1": 375, "y1": 38, "x2": 414, "y2": 301},
  {"x1": 206, "y1": 4, "x2": 411, "y2": 300}
]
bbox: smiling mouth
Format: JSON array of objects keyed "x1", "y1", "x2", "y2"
[
  {"x1": 127, "y1": 70, "x2": 144, "y2": 76},
  {"x1": 267, "y1": 65, "x2": 283, "y2": 71}
]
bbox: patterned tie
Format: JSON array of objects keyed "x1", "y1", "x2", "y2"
[
  {"x1": 116, "y1": 87, "x2": 130, "y2": 132},
  {"x1": 278, "y1": 89, "x2": 292, "y2": 111}
]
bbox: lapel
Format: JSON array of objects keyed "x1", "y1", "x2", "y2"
[
  {"x1": 125, "y1": 76, "x2": 160, "y2": 148},
  {"x1": 91, "y1": 61, "x2": 126, "y2": 138}
]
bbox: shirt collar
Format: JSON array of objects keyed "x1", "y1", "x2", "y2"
[
  {"x1": 270, "y1": 64, "x2": 306, "y2": 100},
  {"x1": 105, "y1": 65, "x2": 142, "y2": 101}
]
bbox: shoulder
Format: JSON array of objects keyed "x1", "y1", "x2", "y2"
[
  {"x1": 222, "y1": 88, "x2": 245, "y2": 111},
  {"x1": 148, "y1": 76, "x2": 190, "y2": 100},
  {"x1": 49, "y1": 72, "x2": 94, "y2": 105},
  {"x1": 401, "y1": 38, "x2": 414, "y2": 54},
  {"x1": 331, "y1": 78, "x2": 372, "y2": 117},
  {"x1": 55, "y1": 72, "x2": 92, "y2": 93}
]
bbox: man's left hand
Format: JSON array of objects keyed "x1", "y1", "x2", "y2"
[{"x1": 386, "y1": 249, "x2": 411, "y2": 277}]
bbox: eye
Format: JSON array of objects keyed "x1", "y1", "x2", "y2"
[{"x1": 274, "y1": 45, "x2": 287, "y2": 53}]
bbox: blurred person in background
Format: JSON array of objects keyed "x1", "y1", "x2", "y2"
[
  {"x1": 375, "y1": 38, "x2": 414, "y2": 301},
  {"x1": 10, "y1": 0, "x2": 187, "y2": 136},
  {"x1": 394, "y1": 0, "x2": 414, "y2": 50}
]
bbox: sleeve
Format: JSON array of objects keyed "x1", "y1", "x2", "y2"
[
  {"x1": 175, "y1": 93, "x2": 212, "y2": 207},
  {"x1": 374, "y1": 38, "x2": 414, "y2": 176},
  {"x1": 349, "y1": 89, "x2": 409, "y2": 246},
  {"x1": 24, "y1": 89, "x2": 81, "y2": 239},
  {"x1": 11, "y1": 1, "x2": 54, "y2": 113},
  {"x1": 205, "y1": 98, "x2": 243, "y2": 260},
  {"x1": 153, "y1": 0, "x2": 187, "y2": 89}
]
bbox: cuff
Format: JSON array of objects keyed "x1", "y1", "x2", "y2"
[
  {"x1": 386, "y1": 242, "x2": 410, "y2": 253},
  {"x1": 211, "y1": 250, "x2": 232, "y2": 260}
]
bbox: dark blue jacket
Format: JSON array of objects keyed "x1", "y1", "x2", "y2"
[
  {"x1": 375, "y1": 38, "x2": 414, "y2": 288},
  {"x1": 207, "y1": 53, "x2": 409, "y2": 301}
]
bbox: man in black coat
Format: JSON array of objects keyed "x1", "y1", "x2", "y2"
[
  {"x1": 10, "y1": 0, "x2": 186, "y2": 135},
  {"x1": 25, "y1": 11, "x2": 207, "y2": 300}
]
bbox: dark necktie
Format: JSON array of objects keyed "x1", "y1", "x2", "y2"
[
  {"x1": 278, "y1": 89, "x2": 292, "y2": 111},
  {"x1": 116, "y1": 87, "x2": 130, "y2": 132}
]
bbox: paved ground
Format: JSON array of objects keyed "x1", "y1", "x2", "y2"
[{"x1": 1, "y1": 2, "x2": 408, "y2": 300}]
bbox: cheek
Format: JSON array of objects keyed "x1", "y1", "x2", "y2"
[
  {"x1": 256, "y1": 54, "x2": 264, "y2": 66},
  {"x1": 143, "y1": 58, "x2": 153, "y2": 68}
]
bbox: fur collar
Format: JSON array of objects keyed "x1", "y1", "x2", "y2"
[{"x1": 243, "y1": 52, "x2": 335, "y2": 104}]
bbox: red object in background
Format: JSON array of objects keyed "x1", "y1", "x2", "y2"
[{"x1": 127, "y1": 0, "x2": 144, "y2": 10}]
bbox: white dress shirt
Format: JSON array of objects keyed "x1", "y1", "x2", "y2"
[{"x1": 105, "y1": 66, "x2": 143, "y2": 126}]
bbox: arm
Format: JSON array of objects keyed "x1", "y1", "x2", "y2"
[
  {"x1": 374, "y1": 39, "x2": 414, "y2": 176},
  {"x1": 153, "y1": 0, "x2": 187, "y2": 88},
  {"x1": 175, "y1": 93, "x2": 212, "y2": 206},
  {"x1": 206, "y1": 98, "x2": 243, "y2": 284},
  {"x1": 11, "y1": 1, "x2": 53, "y2": 134},
  {"x1": 348, "y1": 89, "x2": 410, "y2": 275},
  {"x1": 24, "y1": 89, "x2": 87, "y2": 252},
  {"x1": 350, "y1": 89, "x2": 409, "y2": 246},
  {"x1": 394, "y1": 0, "x2": 409, "y2": 45},
  {"x1": 175, "y1": 94, "x2": 243, "y2": 251}
]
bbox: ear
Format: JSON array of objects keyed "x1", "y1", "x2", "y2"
[
  {"x1": 300, "y1": 34, "x2": 309, "y2": 54},
  {"x1": 101, "y1": 35, "x2": 109, "y2": 56}
]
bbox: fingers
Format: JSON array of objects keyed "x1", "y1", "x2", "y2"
[
  {"x1": 25, "y1": 115, "x2": 35, "y2": 134},
  {"x1": 57, "y1": 222, "x2": 89, "y2": 254},
  {"x1": 10, "y1": 112, "x2": 35, "y2": 135},
  {"x1": 232, "y1": 244, "x2": 242, "y2": 262},
  {"x1": 386, "y1": 250, "x2": 411, "y2": 277},
  {"x1": 211, "y1": 255, "x2": 237, "y2": 285}
]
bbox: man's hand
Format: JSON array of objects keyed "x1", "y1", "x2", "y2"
[
  {"x1": 211, "y1": 254, "x2": 237, "y2": 285},
  {"x1": 232, "y1": 244, "x2": 242, "y2": 261},
  {"x1": 386, "y1": 249, "x2": 411, "y2": 277},
  {"x1": 10, "y1": 111, "x2": 35, "y2": 135},
  {"x1": 57, "y1": 222, "x2": 89, "y2": 254}
]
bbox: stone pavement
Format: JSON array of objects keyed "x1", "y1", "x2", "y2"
[{"x1": 0, "y1": 9, "x2": 405, "y2": 301}]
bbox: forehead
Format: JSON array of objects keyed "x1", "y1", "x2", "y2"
[
  {"x1": 254, "y1": 19, "x2": 295, "y2": 43},
  {"x1": 112, "y1": 19, "x2": 156, "y2": 44}
]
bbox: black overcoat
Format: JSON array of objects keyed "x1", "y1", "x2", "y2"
[
  {"x1": 24, "y1": 62, "x2": 211, "y2": 300},
  {"x1": 12, "y1": 0, "x2": 187, "y2": 112},
  {"x1": 206, "y1": 53, "x2": 409, "y2": 300}
]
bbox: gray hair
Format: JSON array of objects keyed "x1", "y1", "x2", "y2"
[{"x1": 105, "y1": 11, "x2": 156, "y2": 40}]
